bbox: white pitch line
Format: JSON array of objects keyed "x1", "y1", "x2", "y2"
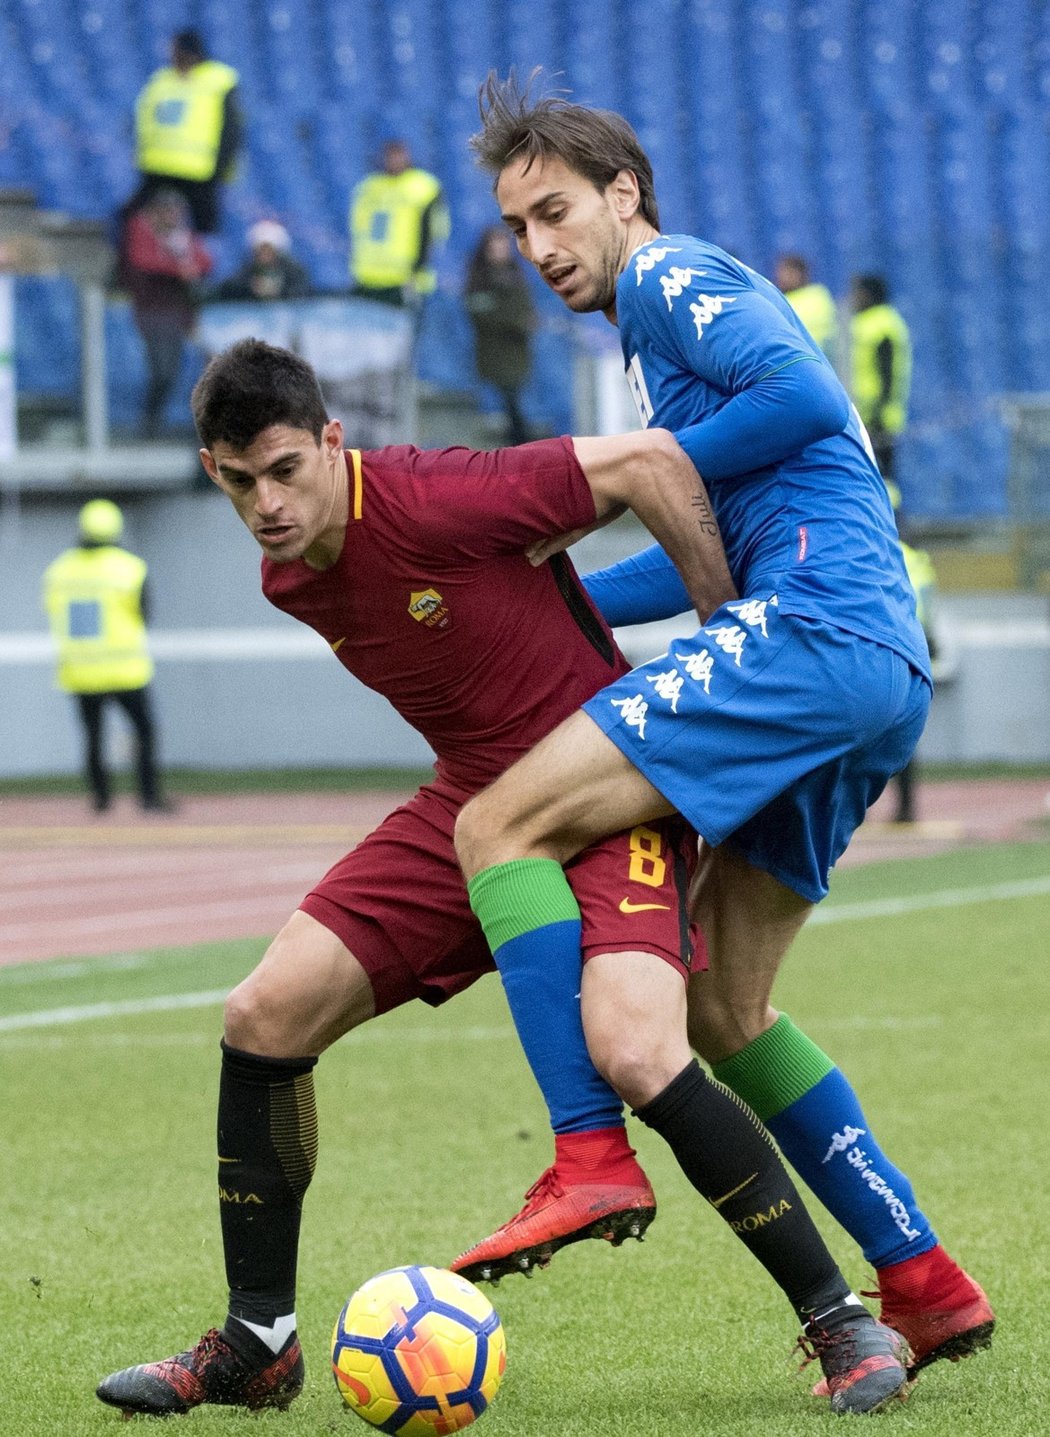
[
  {"x1": 2, "y1": 874, "x2": 1048, "y2": 1034},
  {"x1": 0, "y1": 990, "x2": 230, "y2": 1031},
  {"x1": 809, "y1": 873, "x2": 1050, "y2": 924}
]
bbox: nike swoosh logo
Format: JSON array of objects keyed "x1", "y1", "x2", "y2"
[
  {"x1": 330, "y1": 638, "x2": 346, "y2": 652},
  {"x1": 618, "y1": 898, "x2": 671, "y2": 913},
  {"x1": 709, "y1": 1172, "x2": 759, "y2": 1209},
  {"x1": 217, "y1": 1156, "x2": 240, "y2": 1164}
]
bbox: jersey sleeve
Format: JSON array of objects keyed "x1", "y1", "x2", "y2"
[
  {"x1": 582, "y1": 543, "x2": 692, "y2": 625},
  {"x1": 376, "y1": 437, "x2": 598, "y2": 559},
  {"x1": 622, "y1": 247, "x2": 849, "y2": 479}
]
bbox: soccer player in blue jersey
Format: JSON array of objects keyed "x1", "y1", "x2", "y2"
[{"x1": 452, "y1": 73, "x2": 994, "y2": 1390}]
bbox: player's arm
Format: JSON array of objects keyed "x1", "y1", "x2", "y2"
[
  {"x1": 568, "y1": 429, "x2": 737, "y2": 623},
  {"x1": 674, "y1": 353, "x2": 848, "y2": 480},
  {"x1": 582, "y1": 543, "x2": 691, "y2": 626},
  {"x1": 632, "y1": 259, "x2": 850, "y2": 479}
]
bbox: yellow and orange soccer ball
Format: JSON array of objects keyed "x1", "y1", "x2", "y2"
[{"x1": 332, "y1": 1265, "x2": 506, "y2": 1434}]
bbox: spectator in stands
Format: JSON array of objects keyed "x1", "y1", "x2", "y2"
[
  {"x1": 125, "y1": 28, "x2": 242, "y2": 236},
  {"x1": 348, "y1": 139, "x2": 449, "y2": 307},
  {"x1": 208, "y1": 221, "x2": 311, "y2": 302},
  {"x1": 42, "y1": 499, "x2": 173, "y2": 814},
  {"x1": 774, "y1": 253, "x2": 839, "y2": 365},
  {"x1": 120, "y1": 189, "x2": 212, "y2": 438},
  {"x1": 849, "y1": 273, "x2": 912, "y2": 481},
  {"x1": 464, "y1": 225, "x2": 535, "y2": 445}
]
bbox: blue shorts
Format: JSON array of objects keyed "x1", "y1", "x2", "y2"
[{"x1": 583, "y1": 595, "x2": 931, "y2": 902}]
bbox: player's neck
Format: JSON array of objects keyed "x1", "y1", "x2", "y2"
[
  {"x1": 301, "y1": 457, "x2": 350, "y2": 571},
  {"x1": 604, "y1": 217, "x2": 661, "y2": 324}
]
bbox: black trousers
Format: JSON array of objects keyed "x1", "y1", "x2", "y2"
[
  {"x1": 122, "y1": 173, "x2": 220, "y2": 234},
  {"x1": 136, "y1": 316, "x2": 187, "y2": 437},
  {"x1": 75, "y1": 687, "x2": 162, "y2": 809}
]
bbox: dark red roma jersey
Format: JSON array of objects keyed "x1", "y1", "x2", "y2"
[{"x1": 262, "y1": 438, "x2": 631, "y2": 791}]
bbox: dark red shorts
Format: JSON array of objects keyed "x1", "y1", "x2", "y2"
[{"x1": 300, "y1": 781, "x2": 706, "y2": 1016}]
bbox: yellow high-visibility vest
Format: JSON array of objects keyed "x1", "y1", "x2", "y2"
[
  {"x1": 784, "y1": 282, "x2": 838, "y2": 356},
  {"x1": 349, "y1": 168, "x2": 447, "y2": 293},
  {"x1": 136, "y1": 60, "x2": 238, "y2": 181},
  {"x1": 42, "y1": 546, "x2": 153, "y2": 694},
  {"x1": 851, "y1": 303, "x2": 912, "y2": 433},
  {"x1": 901, "y1": 541, "x2": 937, "y2": 633}
]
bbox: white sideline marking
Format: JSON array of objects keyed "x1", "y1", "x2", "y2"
[
  {"x1": 0, "y1": 990, "x2": 230, "y2": 1031},
  {"x1": 809, "y1": 873, "x2": 1050, "y2": 924},
  {"x1": 2, "y1": 875, "x2": 1048, "y2": 1034}
]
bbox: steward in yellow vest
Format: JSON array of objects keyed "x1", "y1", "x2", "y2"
[
  {"x1": 127, "y1": 29, "x2": 241, "y2": 234},
  {"x1": 774, "y1": 253, "x2": 839, "y2": 365},
  {"x1": 41, "y1": 500, "x2": 170, "y2": 812},
  {"x1": 849, "y1": 274, "x2": 912, "y2": 479},
  {"x1": 349, "y1": 140, "x2": 449, "y2": 306}
]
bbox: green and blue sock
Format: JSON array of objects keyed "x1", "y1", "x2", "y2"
[
  {"x1": 713, "y1": 1014, "x2": 937, "y2": 1268},
  {"x1": 468, "y1": 858, "x2": 624, "y2": 1134}
]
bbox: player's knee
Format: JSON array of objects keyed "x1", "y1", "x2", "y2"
[
  {"x1": 453, "y1": 789, "x2": 506, "y2": 878},
  {"x1": 223, "y1": 964, "x2": 295, "y2": 1054},
  {"x1": 588, "y1": 1021, "x2": 688, "y2": 1110}
]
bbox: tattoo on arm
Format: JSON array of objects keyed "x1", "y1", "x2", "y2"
[{"x1": 691, "y1": 489, "x2": 719, "y2": 536}]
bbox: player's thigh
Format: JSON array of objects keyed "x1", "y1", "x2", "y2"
[
  {"x1": 581, "y1": 605, "x2": 921, "y2": 880},
  {"x1": 455, "y1": 709, "x2": 674, "y2": 877},
  {"x1": 300, "y1": 785, "x2": 494, "y2": 1016},
  {"x1": 572, "y1": 817, "x2": 697, "y2": 1104},
  {"x1": 225, "y1": 909, "x2": 375, "y2": 1058},
  {"x1": 685, "y1": 842, "x2": 812, "y2": 1063}
]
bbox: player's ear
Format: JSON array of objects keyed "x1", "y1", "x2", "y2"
[
  {"x1": 198, "y1": 448, "x2": 221, "y2": 486},
  {"x1": 610, "y1": 168, "x2": 641, "y2": 222},
  {"x1": 322, "y1": 418, "x2": 344, "y2": 455}
]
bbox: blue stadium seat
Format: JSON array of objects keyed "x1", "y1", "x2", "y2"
[
  {"x1": 4, "y1": 0, "x2": 1047, "y2": 521},
  {"x1": 13, "y1": 276, "x2": 80, "y2": 399}
]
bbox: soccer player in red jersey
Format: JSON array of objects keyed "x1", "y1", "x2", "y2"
[{"x1": 96, "y1": 339, "x2": 908, "y2": 1418}]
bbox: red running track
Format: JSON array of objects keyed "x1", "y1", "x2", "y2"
[{"x1": 0, "y1": 781, "x2": 1047, "y2": 967}]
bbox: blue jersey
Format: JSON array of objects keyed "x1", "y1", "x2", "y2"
[{"x1": 612, "y1": 236, "x2": 930, "y2": 680}]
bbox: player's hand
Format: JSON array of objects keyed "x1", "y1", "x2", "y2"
[
  {"x1": 526, "y1": 506, "x2": 628, "y2": 566},
  {"x1": 526, "y1": 526, "x2": 589, "y2": 565}
]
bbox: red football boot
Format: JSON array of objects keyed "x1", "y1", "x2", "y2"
[
  {"x1": 876, "y1": 1245, "x2": 995, "y2": 1374},
  {"x1": 811, "y1": 1245, "x2": 994, "y2": 1396},
  {"x1": 452, "y1": 1128, "x2": 656, "y2": 1283}
]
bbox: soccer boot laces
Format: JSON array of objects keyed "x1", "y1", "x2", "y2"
[
  {"x1": 795, "y1": 1306, "x2": 912, "y2": 1415},
  {"x1": 450, "y1": 1164, "x2": 656, "y2": 1283},
  {"x1": 95, "y1": 1325, "x2": 304, "y2": 1416}
]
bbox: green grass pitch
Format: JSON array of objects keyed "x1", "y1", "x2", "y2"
[{"x1": 2, "y1": 839, "x2": 1049, "y2": 1436}]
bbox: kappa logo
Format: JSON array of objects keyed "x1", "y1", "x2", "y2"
[
  {"x1": 660, "y1": 265, "x2": 708, "y2": 310},
  {"x1": 408, "y1": 587, "x2": 450, "y2": 629},
  {"x1": 690, "y1": 292, "x2": 735, "y2": 339},
  {"x1": 646, "y1": 666, "x2": 685, "y2": 712},
  {"x1": 823, "y1": 1124, "x2": 866, "y2": 1164},
  {"x1": 610, "y1": 693, "x2": 649, "y2": 739},
  {"x1": 634, "y1": 244, "x2": 682, "y2": 284}
]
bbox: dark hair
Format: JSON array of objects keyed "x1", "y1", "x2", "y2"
[
  {"x1": 173, "y1": 28, "x2": 206, "y2": 60},
  {"x1": 778, "y1": 253, "x2": 810, "y2": 283},
  {"x1": 191, "y1": 339, "x2": 328, "y2": 450},
  {"x1": 853, "y1": 273, "x2": 888, "y2": 306},
  {"x1": 471, "y1": 69, "x2": 660, "y2": 230}
]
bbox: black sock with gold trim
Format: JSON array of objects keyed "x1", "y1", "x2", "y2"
[
  {"x1": 218, "y1": 1040, "x2": 319, "y2": 1325},
  {"x1": 635, "y1": 1060, "x2": 849, "y2": 1319}
]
